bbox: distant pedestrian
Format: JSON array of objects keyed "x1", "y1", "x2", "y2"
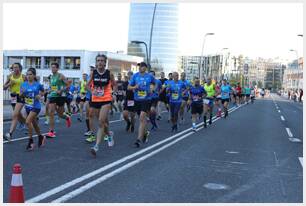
[{"x1": 299, "y1": 89, "x2": 303, "y2": 102}]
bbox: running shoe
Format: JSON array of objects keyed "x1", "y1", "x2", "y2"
[
  {"x1": 90, "y1": 145, "x2": 99, "y2": 157},
  {"x1": 84, "y1": 131, "x2": 93, "y2": 136},
  {"x1": 38, "y1": 135, "x2": 46, "y2": 147},
  {"x1": 66, "y1": 116, "x2": 72, "y2": 128},
  {"x1": 26, "y1": 139, "x2": 34, "y2": 151},
  {"x1": 157, "y1": 115, "x2": 162, "y2": 120},
  {"x1": 86, "y1": 135, "x2": 96, "y2": 143},
  {"x1": 134, "y1": 139, "x2": 141, "y2": 148},
  {"x1": 46, "y1": 131, "x2": 56, "y2": 138},
  {"x1": 77, "y1": 117, "x2": 82, "y2": 122},
  {"x1": 4, "y1": 133, "x2": 12, "y2": 141}
]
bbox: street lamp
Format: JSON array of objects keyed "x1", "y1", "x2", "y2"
[
  {"x1": 200, "y1": 32, "x2": 214, "y2": 83},
  {"x1": 148, "y1": 3, "x2": 157, "y2": 67},
  {"x1": 131, "y1": 40, "x2": 150, "y2": 70}
]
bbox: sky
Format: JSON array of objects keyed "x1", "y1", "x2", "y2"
[{"x1": 3, "y1": 3, "x2": 303, "y2": 60}]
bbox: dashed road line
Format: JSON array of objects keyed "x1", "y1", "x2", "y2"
[
  {"x1": 299, "y1": 157, "x2": 303, "y2": 168},
  {"x1": 280, "y1": 116, "x2": 285, "y2": 121},
  {"x1": 285, "y1": 128, "x2": 293, "y2": 138}
]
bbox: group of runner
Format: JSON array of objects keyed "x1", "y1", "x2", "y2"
[{"x1": 3, "y1": 54, "x2": 256, "y2": 157}]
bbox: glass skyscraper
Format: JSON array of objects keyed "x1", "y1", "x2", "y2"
[{"x1": 127, "y1": 3, "x2": 179, "y2": 74}]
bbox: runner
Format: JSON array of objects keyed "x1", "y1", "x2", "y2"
[
  {"x1": 231, "y1": 84, "x2": 237, "y2": 107},
  {"x1": 89, "y1": 54, "x2": 117, "y2": 156},
  {"x1": 122, "y1": 71, "x2": 136, "y2": 133},
  {"x1": 250, "y1": 85, "x2": 255, "y2": 104},
  {"x1": 84, "y1": 66, "x2": 97, "y2": 143},
  {"x1": 220, "y1": 79, "x2": 231, "y2": 118},
  {"x1": 65, "y1": 80, "x2": 74, "y2": 116},
  {"x1": 46, "y1": 62, "x2": 72, "y2": 138},
  {"x1": 20, "y1": 68, "x2": 46, "y2": 150},
  {"x1": 157, "y1": 71, "x2": 168, "y2": 120},
  {"x1": 236, "y1": 82, "x2": 242, "y2": 105},
  {"x1": 115, "y1": 73, "x2": 125, "y2": 120},
  {"x1": 128, "y1": 62, "x2": 155, "y2": 148},
  {"x1": 77, "y1": 73, "x2": 88, "y2": 122},
  {"x1": 203, "y1": 77, "x2": 216, "y2": 128},
  {"x1": 179, "y1": 72, "x2": 191, "y2": 124},
  {"x1": 244, "y1": 84, "x2": 251, "y2": 104},
  {"x1": 166, "y1": 72, "x2": 173, "y2": 123},
  {"x1": 43, "y1": 76, "x2": 51, "y2": 125},
  {"x1": 215, "y1": 81, "x2": 222, "y2": 117},
  {"x1": 166, "y1": 72, "x2": 186, "y2": 132},
  {"x1": 3, "y1": 63, "x2": 27, "y2": 141},
  {"x1": 149, "y1": 70, "x2": 162, "y2": 131},
  {"x1": 188, "y1": 77, "x2": 205, "y2": 131}
]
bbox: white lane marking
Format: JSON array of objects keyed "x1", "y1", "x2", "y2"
[
  {"x1": 27, "y1": 105, "x2": 243, "y2": 203},
  {"x1": 299, "y1": 157, "x2": 303, "y2": 167},
  {"x1": 280, "y1": 116, "x2": 285, "y2": 121},
  {"x1": 3, "y1": 133, "x2": 49, "y2": 144},
  {"x1": 52, "y1": 106, "x2": 242, "y2": 203},
  {"x1": 278, "y1": 110, "x2": 281, "y2": 113},
  {"x1": 273, "y1": 152, "x2": 279, "y2": 167},
  {"x1": 52, "y1": 131, "x2": 194, "y2": 203},
  {"x1": 285, "y1": 128, "x2": 293, "y2": 138},
  {"x1": 288, "y1": 138, "x2": 302, "y2": 143},
  {"x1": 225, "y1": 151, "x2": 239, "y2": 154}
]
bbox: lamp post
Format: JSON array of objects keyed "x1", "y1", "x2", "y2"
[
  {"x1": 131, "y1": 40, "x2": 150, "y2": 70},
  {"x1": 200, "y1": 33, "x2": 214, "y2": 83},
  {"x1": 290, "y1": 49, "x2": 299, "y2": 90},
  {"x1": 148, "y1": 3, "x2": 157, "y2": 68}
]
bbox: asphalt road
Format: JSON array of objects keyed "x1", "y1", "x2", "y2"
[{"x1": 3, "y1": 94, "x2": 303, "y2": 203}]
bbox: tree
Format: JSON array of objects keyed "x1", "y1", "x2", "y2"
[{"x1": 257, "y1": 81, "x2": 263, "y2": 88}]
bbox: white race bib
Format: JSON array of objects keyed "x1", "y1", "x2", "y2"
[{"x1": 127, "y1": 100, "x2": 134, "y2": 106}]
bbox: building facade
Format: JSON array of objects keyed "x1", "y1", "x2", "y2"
[
  {"x1": 283, "y1": 57, "x2": 303, "y2": 91},
  {"x1": 3, "y1": 50, "x2": 143, "y2": 100},
  {"x1": 127, "y1": 3, "x2": 179, "y2": 75}
]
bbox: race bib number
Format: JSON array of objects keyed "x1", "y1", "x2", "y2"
[
  {"x1": 11, "y1": 96, "x2": 17, "y2": 104},
  {"x1": 94, "y1": 87, "x2": 104, "y2": 97},
  {"x1": 51, "y1": 86, "x2": 57, "y2": 91},
  {"x1": 203, "y1": 99, "x2": 210, "y2": 105},
  {"x1": 25, "y1": 97, "x2": 34, "y2": 106},
  {"x1": 172, "y1": 93, "x2": 179, "y2": 100},
  {"x1": 127, "y1": 100, "x2": 134, "y2": 106},
  {"x1": 138, "y1": 90, "x2": 147, "y2": 98}
]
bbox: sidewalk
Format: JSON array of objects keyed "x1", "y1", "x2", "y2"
[{"x1": 2, "y1": 103, "x2": 47, "y2": 122}]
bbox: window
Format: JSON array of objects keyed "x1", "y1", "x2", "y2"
[
  {"x1": 44, "y1": 57, "x2": 61, "y2": 69},
  {"x1": 26, "y1": 57, "x2": 41, "y2": 69},
  {"x1": 64, "y1": 57, "x2": 80, "y2": 70}
]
